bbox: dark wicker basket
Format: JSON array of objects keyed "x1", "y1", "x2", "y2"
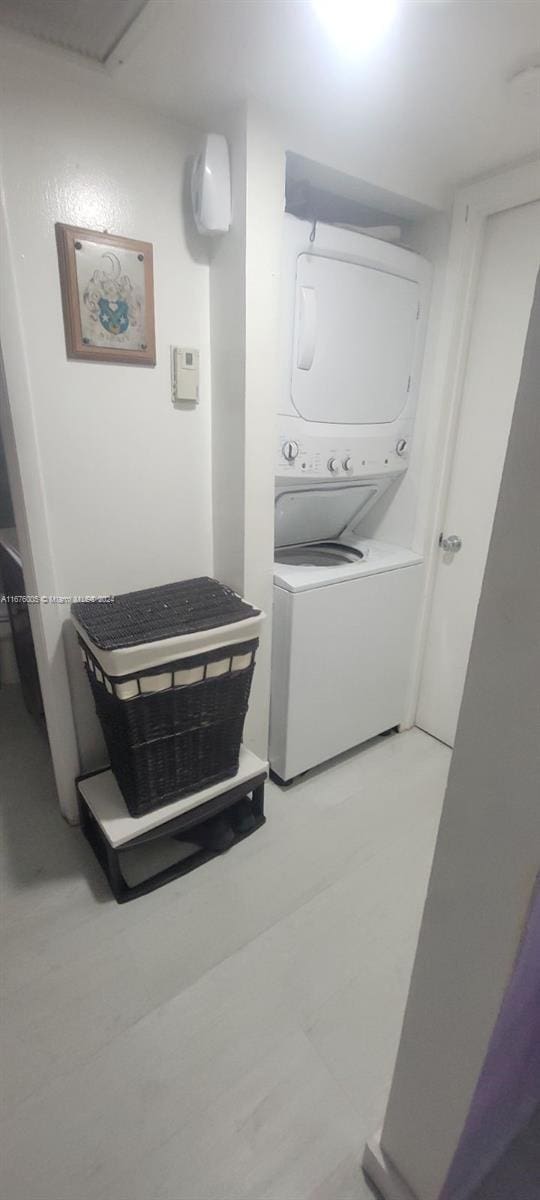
[{"x1": 72, "y1": 579, "x2": 261, "y2": 818}]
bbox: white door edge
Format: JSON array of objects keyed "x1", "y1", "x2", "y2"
[{"x1": 405, "y1": 159, "x2": 540, "y2": 732}]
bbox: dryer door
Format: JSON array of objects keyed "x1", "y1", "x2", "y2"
[{"x1": 292, "y1": 254, "x2": 419, "y2": 425}]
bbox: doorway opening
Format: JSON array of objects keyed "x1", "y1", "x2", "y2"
[{"x1": 0, "y1": 364, "x2": 61, "y2": 899}]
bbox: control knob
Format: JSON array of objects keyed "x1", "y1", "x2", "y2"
[
  {"x1": 396, "y1": 438, "x2": 408, "y2": 456},
  {"x1": 343, "y1": 457, "x2": 353, "y2": 473},
  {"x1": 282, "y1": 440, "x2": 299, "y2": 462},
  {"x1": 327, "y1": 457, "x2": 340, "y2": 473}
]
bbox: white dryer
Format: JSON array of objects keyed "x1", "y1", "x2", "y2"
[
  {"x1": 276, "y1": 216, "x2": 430, "y2": 487},
  {"x1": 269, "y1": 217, "x2": 430, "y2": 783}
]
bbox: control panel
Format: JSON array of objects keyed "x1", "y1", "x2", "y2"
[
  {"x1": 276, "y1": 430, "x2": 411, "y2": 481},
  {"x1": 171, "y1": 347, "x2": 199, "y2": 404}
]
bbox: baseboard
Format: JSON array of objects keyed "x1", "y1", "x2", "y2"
[{"x1": 363, "y1": 1132, "x2": 419, "y2": 1200}]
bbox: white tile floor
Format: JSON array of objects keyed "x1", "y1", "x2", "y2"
[{"x1": 0, "y1": 684, "x2": 450, "y2": 1200}]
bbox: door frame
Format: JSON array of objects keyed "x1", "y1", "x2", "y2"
[
  {"x1": 0, "y1": 196, "x2": 81, "y2": 822},
  {"x1": 405, "y1": 158, "x2": 540, "y2": 732}
]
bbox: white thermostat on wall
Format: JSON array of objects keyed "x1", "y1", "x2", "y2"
[
  {"x1": 172, "y1": 347, "x2": 199, "y2": 404},
  {"x1": 191, "y1": 133, "x2": 231, "y2": 235}
]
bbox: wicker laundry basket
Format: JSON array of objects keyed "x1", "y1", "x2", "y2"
[{"x1": 72, "y1": 578, "x2": 263, "y2": 817}]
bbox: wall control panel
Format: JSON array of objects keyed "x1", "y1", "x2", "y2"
[
  {"x1": 276, "y1": 429, "x2": 411, "y2": 482},
  {"x1": 171, "y1": 347, "x2": 199, "y2": 404}
]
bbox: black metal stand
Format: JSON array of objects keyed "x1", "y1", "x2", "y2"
[{"x1": 77, "y1": 770, "x2": 266, "y2": 904}]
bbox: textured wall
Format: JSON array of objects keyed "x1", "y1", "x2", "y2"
[{"x1": 0, "y1": 43, "x2": 213, "y2": 772}]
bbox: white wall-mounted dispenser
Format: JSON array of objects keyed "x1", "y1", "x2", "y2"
[{"x1": 191, "y1": 134, "x2": 231, "y2": 235}]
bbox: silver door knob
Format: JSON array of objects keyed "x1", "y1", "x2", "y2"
[{"x1": 439, "y1": 533, "x2": 462, "y2": 553}]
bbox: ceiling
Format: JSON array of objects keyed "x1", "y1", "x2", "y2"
[
  {"x1": 2, "y1": 0, "x2": 539, "y2": 207},
  {"x1": 112, "y1": 0, "x2": 540, "y2": 206},
  {"x1": 0, "y1": 0, "x2": 148, "y2": 63}
]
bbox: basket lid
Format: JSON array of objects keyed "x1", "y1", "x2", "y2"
[{"x1": 71, "y1": 577, "x2": 260, "y2": 651}]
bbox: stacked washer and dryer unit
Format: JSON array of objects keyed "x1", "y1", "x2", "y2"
[{"x1": 269, "y1": 215, "x2": 430, "y2": 783}]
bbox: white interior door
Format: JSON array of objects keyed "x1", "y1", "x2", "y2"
[{"x1": 417, "y1": 200, "x2": 540, "y2": 747}]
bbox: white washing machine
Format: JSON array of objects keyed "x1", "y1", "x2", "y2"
[
  {"x1": 270, "y1": 526, "x2": 423, "y2": 783},
  {"x1": 269, "y1": 217, "x2": 430, "y2": 782}
]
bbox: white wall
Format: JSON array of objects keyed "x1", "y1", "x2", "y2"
[
  {"x1": 210, "y1": 108, "x2": 247, "y2": 598},
  {"x1": 0, "y1": 42, "x2": 214, "y2": 803},
  {"x1": 1, "y1": 37, "x2": 283, "y2": 809},
  {"x1": 210, "y1": 104, "x2": 284, "y2": 757},
  {"x1": 242, "y1": 108, "x2": 284, "y2": 753},
  {"x1": 368, "y1": 271, "x2": 540, "y2": 1199}
]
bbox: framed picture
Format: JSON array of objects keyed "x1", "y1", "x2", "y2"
[{"x1": 55, "y1": 224, "x2": 156, "y2": 366}]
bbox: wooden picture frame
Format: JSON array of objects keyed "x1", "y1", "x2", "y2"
[{"x1": 55, "y1": 223, "x2": 156, "y2": 366}]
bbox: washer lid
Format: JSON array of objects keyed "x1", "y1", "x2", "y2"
[
  {"x1": 274, "y1": 539, "x2": 423, "y2": 592},
  {"x1": 275, "y1": 483, "x2": 379, "y2": 547}
]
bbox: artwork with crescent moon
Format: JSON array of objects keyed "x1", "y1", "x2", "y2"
[{"x1": 55, "y1": 224, "x2": 156, "y2": 365}]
